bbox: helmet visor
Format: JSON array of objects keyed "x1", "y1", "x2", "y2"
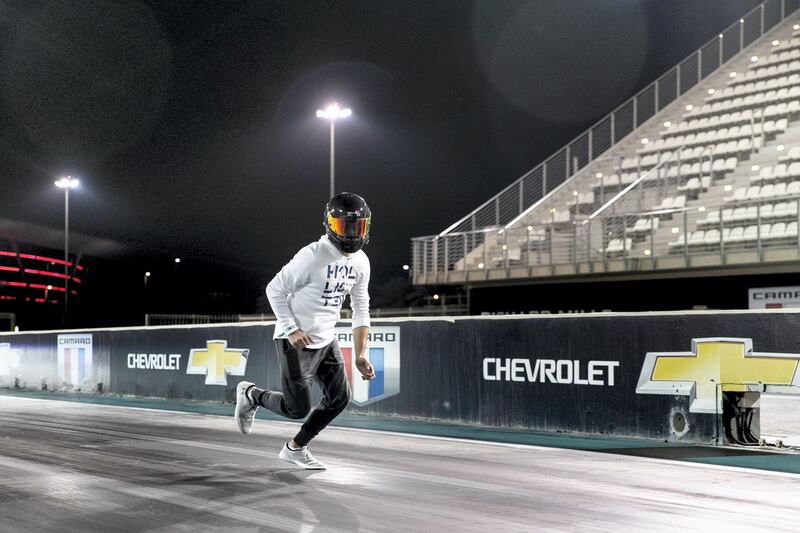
[{"x1": 327, "y1": 213, "x2": 370, "y2": 238}]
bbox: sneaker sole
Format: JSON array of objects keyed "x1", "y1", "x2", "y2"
[
  {"x1": 234, "y1": 381, "x2": 255, "y2": 435},
  {"x1": 278, "y1": 451, "x2": 327, "y2": 470}
]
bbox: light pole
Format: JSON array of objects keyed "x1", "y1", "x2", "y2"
[
  {"x1": 54, "y1": 176, "x2": 79, "y2": 323},
  {"x1": 316, "y1": 103, "x2": 352, "y2": 198}
]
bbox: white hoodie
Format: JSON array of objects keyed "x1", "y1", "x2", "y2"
[{"x1": 266, "y1": 235, "x2": 370, "y2": 349}]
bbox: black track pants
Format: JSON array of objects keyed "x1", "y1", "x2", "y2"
[{"x1": 256, "y1": 339, "x2": 350, "y2": 446}]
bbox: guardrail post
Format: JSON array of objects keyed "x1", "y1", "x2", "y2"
[
  {"x1": 471, "y1": 216, "x2": 477, "y2": 253},
  {"x1": 588, "y1": 129, "x2": 593, "y2": 161},
  {"x1": 719, "y1": 205, "x2": 725, "y2": 264},
  {"x1": 633, "y1": 98, "x2": 638, "y2": 128},
  {"x1": 676, "y1": 65, "x2": 681, "y2": 96},
  {"x1": 623, "y1": 222, "x2": 629, "y2": 270},
  {"x1": 683, "y1": 210, "x2": 689, "y2": 267},
  {"x1": 542, "y1": 163, "x2": 548, "y2": 196},
  {"x1": 504, "y1": 231, "x2": 510, "y2": 277},
  {"x1": 518, "y1": 180, "x2": 524, "y2": 215},
  {"x1": 482, "y1": 233, "x2": 488, "y2": 278},
  {"x1": 601, "y1": 218, "x2": 608, "y2": 271},
  {"x1": 655, "y1": 81, "x2": 660, "y2": 113},
  {"x1": 718, "y1": 35, "x2": 723, "y2": 67},
  {"x1": 573, "y1": 222, "x2": 578, "y2": 269},
  {"x1": 781, "y1": 0, "x2": 785, "y2": 20},
  {"x1": 566, "y1": 146, "x2": 572, "y2": 178},
  {"x1": 495, "y1": 197, "x2": 500, "y2": 226},
  {"x1": 463, "y1": 236, "x2": 468, "y2": 271},
  {"x1": 444, "y1": 237, "x2": 449, "y2": 282},
  {"x1": 526, "y1": 226, "x2": 532, "y2": 274},
  {"x1": 433, "y1": 238, "x2": 439, "y2": 278},
  {"x1": 757, "y1": 203, "x2": 763, "y2": 261},
  {"x1": 650, "y1": 214, "x2": 656, "y2": 270},
  {"x1": 739, "y1": 18, "x2": 744, "y2": 51},
  {"x1": 611, "y1": 113, "x2": 616, "y2": 144},
  {"x1": 697, "y1": 50, "x2": 702, "y2": 82},
  {"x1": 760, "y1": 4, "x2": 765, "y2": 35}
]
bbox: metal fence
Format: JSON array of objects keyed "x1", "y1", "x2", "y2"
[
  {"x1": 413, "y1": 0, "x2": 800, "y2": 280},
  {"x1": 144, "y1": 314, "x2": 270, "y2": 326},
  {"x1": 414, "y1": 193, "x2": 800, "y2": 284}
]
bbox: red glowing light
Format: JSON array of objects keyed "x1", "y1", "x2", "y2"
[{"x1": 28, "y1": 283, "x2": 66, "y2": 292}]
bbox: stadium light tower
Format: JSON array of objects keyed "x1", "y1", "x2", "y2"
[
  {"x1": 54, "y1": 175, "x2": 79, "y2": 323},
  {"x1": 316, "y1": 103, "x2": 352, "y2": 198}
]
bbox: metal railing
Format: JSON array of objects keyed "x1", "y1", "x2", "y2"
[
  {"x1": 413, "y1": 0, "x2": 800, "y2": 280},
  {"x1": 144, "y1": 314, "x2": 265, "y2": 326},
  {"x1": 414, "y1": 192, "x2": 800, "y2": 283}
]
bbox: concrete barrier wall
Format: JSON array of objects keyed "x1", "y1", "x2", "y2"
[{"x1": 3, "y1": 310, "x2": 800, "y2": 443}]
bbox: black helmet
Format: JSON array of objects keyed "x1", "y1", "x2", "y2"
[{"x1": 324, "y1": 192, "x2": 371, "y2": 253}]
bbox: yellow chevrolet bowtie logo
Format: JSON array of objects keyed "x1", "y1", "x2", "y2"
[
  {"x1": 187, "y1": 340, "x2": 249, "y2": 386},
  {"x1": 637, "y1": 338, "x2": 800, "y2": 413}
]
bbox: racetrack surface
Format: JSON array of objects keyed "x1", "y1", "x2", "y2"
[{"x1": 1, "y1": 395, "x2": 800, "y2": 532}]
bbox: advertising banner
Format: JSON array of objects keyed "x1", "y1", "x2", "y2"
[
  {"x1": 109, "y1": 325, "x2": 279, "y2": 401},
  {"x1": 2, "y1": 311, "x2": 800, "y2": 443},
  {"x1": 748, "y1": 286, "x2": 800, "y2": 309}
]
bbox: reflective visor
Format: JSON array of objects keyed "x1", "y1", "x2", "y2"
[{"x1": 327, "y1": 213, "x2": 370, "y2": 238}]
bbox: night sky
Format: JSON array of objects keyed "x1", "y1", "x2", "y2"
[{"x1": 0, "y1": 0, "x2": 763, "y2": 318}]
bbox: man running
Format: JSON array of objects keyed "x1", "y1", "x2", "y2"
[{"x1": 235, "y1": 192, "x2": 375, "y2": 470}]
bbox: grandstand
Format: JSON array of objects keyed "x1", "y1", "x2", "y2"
[{"x1": 411, "y1": 1, "x2": 800, "y2": 308}]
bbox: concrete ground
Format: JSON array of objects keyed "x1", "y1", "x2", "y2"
[{"x1": 1, "y1": 395, "x2": 800, "y2": 532}]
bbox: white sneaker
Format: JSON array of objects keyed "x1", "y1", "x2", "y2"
[
  {"x1": 234, "y1": 381, "x2": 258, "y2": 435},
  {"x1": 278, "y1": 443, "x2": 327, "y2": 470}
]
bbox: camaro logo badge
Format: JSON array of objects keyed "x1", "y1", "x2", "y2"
[
  {"x1": 57, "y1": 334, "x2": 93, "y2": 386},
  {"x1": 336, "y1": 326, "x2": 401, "y2": 406},
  {"x1": 187, "y1": 340, "x2": 249, "y2": 386},
  {"x1": 636, "y1": 338, "x2": 800, "y2": 413}
]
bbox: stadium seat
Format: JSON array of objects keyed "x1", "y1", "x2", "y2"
[
  {"x1": 656, "y1": 197, "x2": 674, "y2": 210},
  {"x1": 605, "y1": 238, "x2": 632, "y2": 254},
  {"x1": 677, "y1": 178, "x2": 700, "y2": 193},
  {"x1": 731, "y1": 206, "x2": 747, "y2": 222},
  {"x1": 726, "y1": 187, "x2": 747, "y2": 202},
  {"x1": 780, "y1": 146, "x2": 800, "y2": 162},
  {"x1": 700, "y1": 210, "x2": 720, "y2": 226},
  {"x1": 753, "y1": 165, "x2": 773, "y2": 182},
  {"x1": 703, "y1": 229, "x2": 721, "y2": 245},
  {"x1": 768, "y1": 222, "x2": 787, "y2": 239},
  {"x1": 773, "y1": 163, "x2": 789, "y2": 180},
  {"x1": 726, "y1": 226, "x2": 745, "y2": 243},
  {"x1": 688, "y1": 231, "x2": 706, "y2": 246},
  {"x1": 668, "y1": 233, "x2": 686, "y2": 248},
  {"x1": 742, "y1": 225, "x2": 760, "y2": 241}
]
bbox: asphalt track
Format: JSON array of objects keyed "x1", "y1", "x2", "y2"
[{"x1": 2, "y1": 395, "x2": 800, "y2": 532}]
